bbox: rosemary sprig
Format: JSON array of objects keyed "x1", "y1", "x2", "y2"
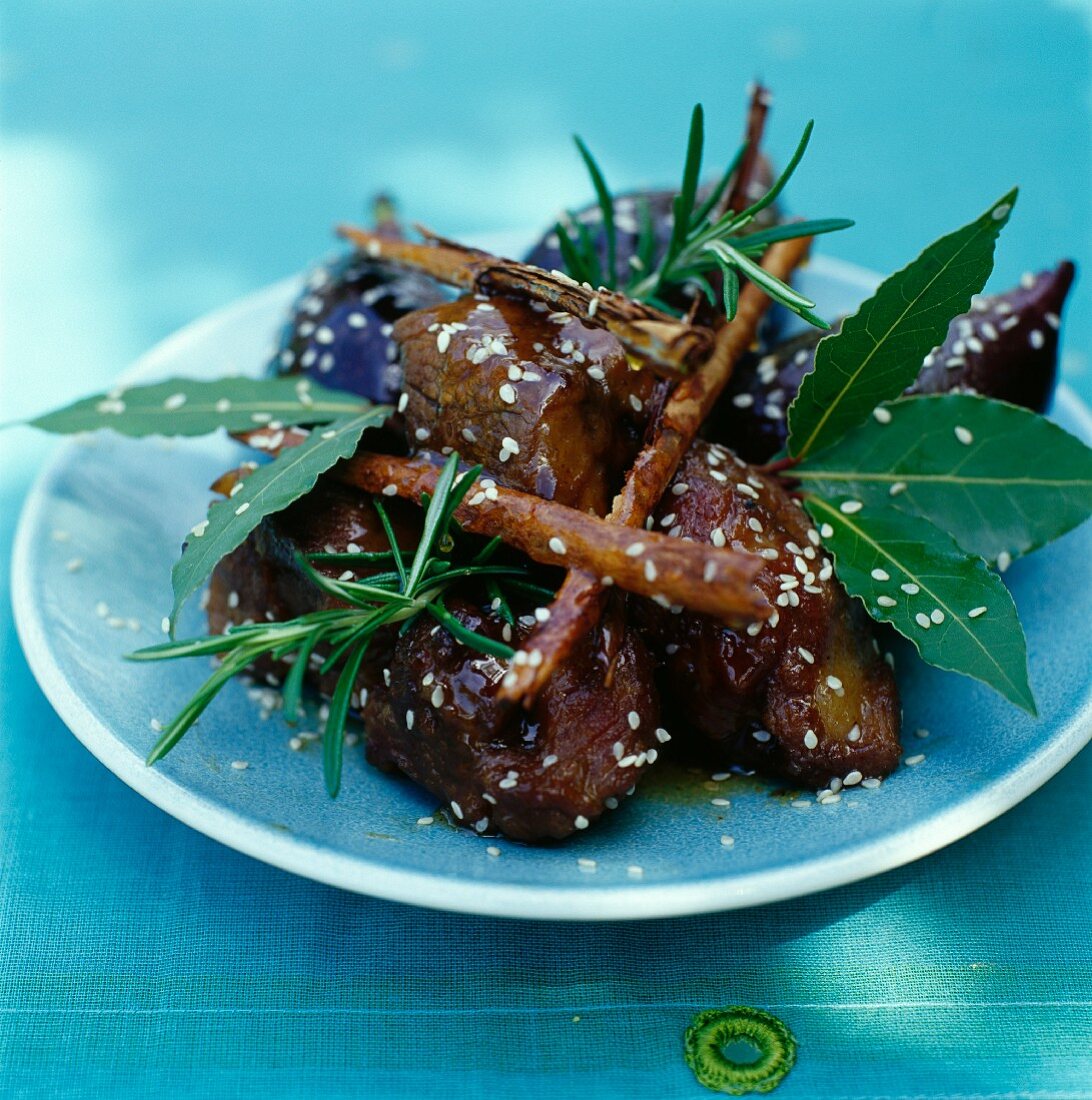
[
  {"x1": 130, "y1": 452, "x2": 535, "y2": 796},
  {"x1": 555, "y1": 104, "x2": 853, "y2": 326}
]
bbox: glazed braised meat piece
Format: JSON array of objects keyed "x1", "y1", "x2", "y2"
[
  {"x1": 364, "y1": 596, "x2": 662, "y2": 841},
  {"x1": 707, "y1": 261, "x2": 1076, "y2": 463},
  {"x1": 206, "y1": 477, "x2": 423, "y2": 683},
  {"x1": 394, "y1": 294, "x2": 661, "y2": 514},
  {"x1": 633, "y1": 440, "x2": 901, "y2": 788},
  {"x1": 207, "y1": 475, "x2": 663, "y2": 842},
  {"x1": 268, "y1": 250, "x2": 446, "y2": 405}
]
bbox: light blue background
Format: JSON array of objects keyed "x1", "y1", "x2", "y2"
[{"x1": 1, "y1": 2, "x2": 1090, "y2": 1096}]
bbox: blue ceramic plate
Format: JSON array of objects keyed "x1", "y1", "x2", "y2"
[{"x1": 13, "y1": 252, "x2": 1092, "y2": 920}]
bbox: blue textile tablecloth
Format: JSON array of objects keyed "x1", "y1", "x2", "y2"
[{"x1": 1, "y1": 2, "x2": 1090, "y2": 1096}]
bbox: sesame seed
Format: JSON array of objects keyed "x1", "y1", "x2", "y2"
[
  {"x1": 234, "y1": 502, "x2": 250, "y2": 515},
  {"x1": 646, "y1": 559, "x2": 659, "y2": 582},
  {"x1": 65, "y1": 557, "x2": 84, "y2": 573},
  {"x1": 587, "y1": 366, "x2": 606, "y2": 381},
  {"x1": 901, "y1": 583, "x2": 920, "y2": 595},
  {"x1": 826, "y1": 675, "x2": 844, "y2": 694},
  {"x1": 542, "y1": 754, "x2": 558, "y2": 768},
  {"x1": 747, "y1": 517, "x2": 763, "y2": 534},
  {"x1": 997, "y1": 551, "x2": 1012, "y2": 573},
  {"x1": 625, "y1": 542, "x2": 645, "y2": 557},
  {"x1": 871, "y1": 567, "x2": 890, "y2": 581},
  {"x1": 1029, "y1": 329, "x2": 1045, "y2": 350},
  {"x1": 752, "y1": 729, "x2": 772, "y2": 743},
  {"x1": 844, "y1": 770, "x2": 863, "y2": 786},
  {"x1": 732, "y1": 393, "x2": 754, "y2": 408},
  {"x1": 720, "y1": 835, "x2": 735, "y2": 848},
  {"x1": 654, "y1": 728, "x2": 671, "y2": 743},
  {"x1": 498, "y1": 776, "x2": 518, "y2": 790},
  {"x1": 877, "y1": 596, "x2": 897, "y2": 608},
  {"x1": 736, "y1": 483, "x2": 759, "y2": 499},
  {"x1": 574, "y1": 815, "x2": 590, "y2": 830},
  {"x1": 498, "y1": 384, "x2": 516, "y2": 404},
  {"x1": 820, "y1": 523, "x2": 834, "y2": 538},
  {"x1": 930, "y1": 608, "x2": 945, "y2": 624},
  {"x1": 486, "y1": 846, "x2": 501, "y2": 857},
  {"x1": 873, "y1": 406, "x2": 892, "y2": 424},
  {"x1": 905, "y1": 754, "x2": 926, "y2": 767},
  {"x1": 414, "y1": 427, "x2": 430, "y2": 442},
  {"x1": 549, "y1": 536, "x2": 566, "y2": 556},
  {"x1": 968, "y1": 606, "x2": 987, "y2": 618},
  {"x1": 628, "y1": 394, "x2": 644, "y2": 413},
  {"x1": 803, "y1": 730, "x2": 818, "y2": 750},
  {"x1": 711, "y1": 527, "x2": 726, "y2": 548},
  {"x1": 450, "y1": 800, "x2": 464, "y2": 819},
  {"x1": 381, "y1": 484, "x2": 398, "y2": 497},
  {"x1": 954, "y1": 425, "x2": 974, "y2": 445},
  {"x1": 625, "y1": 710, "x2": 642, "y2": 731},
  {"x1": 435, "y1": 330, "x2": 451, "y2": 353},
  {"x1": 840, "y1": 500, "x2": 863, "y2": 514},
  {"x1": 627, "y1": 865, "x2": 644, "y2": 877},
  {"x1": 712, "y1": 797, "x2": 731, "y2": 806},
  {"x1": 430, "y1": 685, "x2": 444, "y2": 708},
  {"x1": 915, "y1": 612, "x2": 931, "y2": 629},
  {"x1": 861, "y1": 777, "x2": 881, "y2": 789},
  {"x1": 164, "y1": 393, "x2": 187, "y2": 410}
]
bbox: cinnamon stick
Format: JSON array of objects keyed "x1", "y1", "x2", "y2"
[
  {"x1": 334, "y1": 451, "x2": 769, "y2": 624},
  {"x1": 335, "y1": 224, "x2": 713, "y2": 376}
]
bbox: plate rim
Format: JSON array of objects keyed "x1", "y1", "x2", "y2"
[{"x1": 12, "y1": 257, "x2": 1092, "y2": 921}]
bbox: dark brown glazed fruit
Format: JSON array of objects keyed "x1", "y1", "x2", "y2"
[
  {"x1": 707, "y1": 261, "x2": 1076, "y2": 462},
  {"x1": 633, "y1": 440, "x2": 901, "y2": 789},
  {"x1": 394, "y1": 293, "x2": 661, "y2": 514},
  {"x1": 363, "y1": 597, "x2": 662, "y2": 841},
  {"x1": 268, "y1": 250, "x2": 446, "y2": 404}
]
